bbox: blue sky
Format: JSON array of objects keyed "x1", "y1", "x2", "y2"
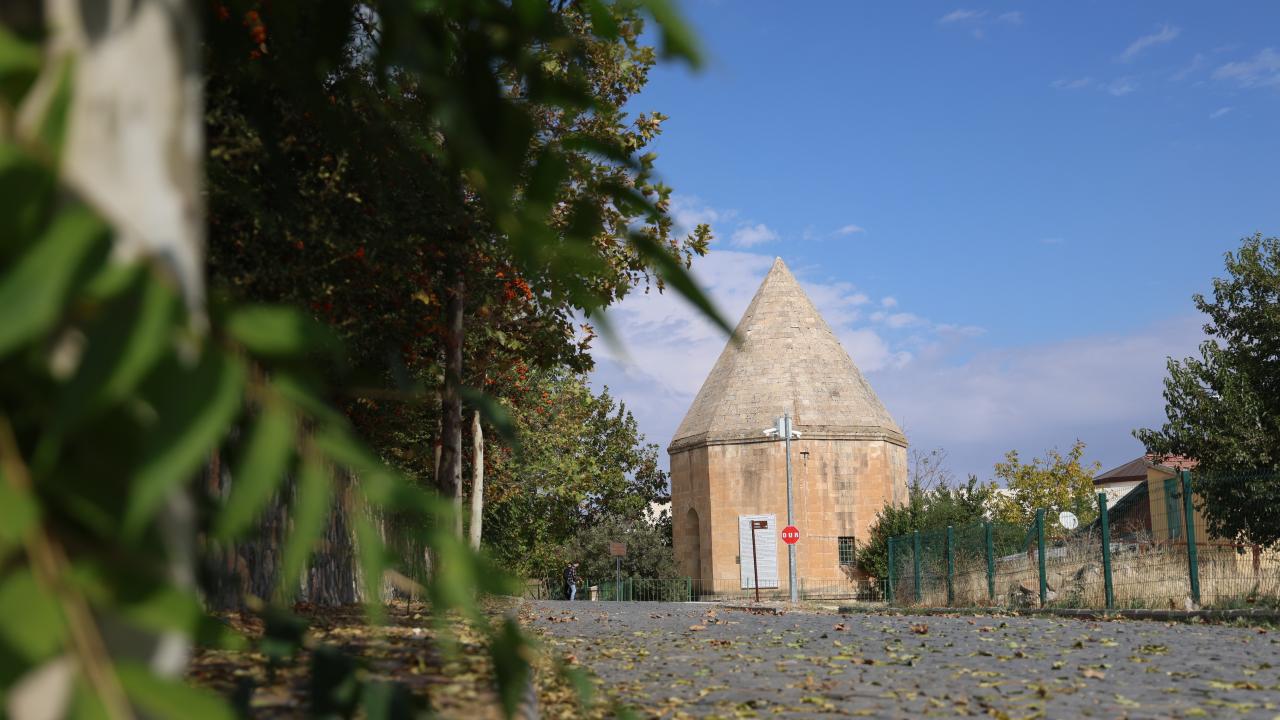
[{"x1": 590, "y1": 2, "x2": 1280, "y2": 482}]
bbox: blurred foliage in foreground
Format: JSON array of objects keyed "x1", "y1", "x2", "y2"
[{"x1": 0, "y1": 0, "x2": 715, "y2": 716}]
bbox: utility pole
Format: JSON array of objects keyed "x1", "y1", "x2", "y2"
[
  {"x1": 764, "y1": 414, "x2": 801, "y2": 603},
  {"x1": 784, "y1": 414, "x2": 797, "y2": 603}
]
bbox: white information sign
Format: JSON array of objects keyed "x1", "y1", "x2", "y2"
[
  {"x1": 1058, "y1": 511, "x2": 1079, "y2": 530},
  {"x1": 739, "y1": 514, "x2": 779, "y2": 589}
]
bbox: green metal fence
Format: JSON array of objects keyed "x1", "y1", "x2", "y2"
[{"x1": 887, "y1": 471, "x2": 1280, "y2": 610}]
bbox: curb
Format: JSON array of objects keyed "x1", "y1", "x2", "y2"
[
  {"x1": 723, "y1": 604, "x2": 787, "y2": 615},
  {"x1": 835, "y1": 605, "x2": 1280, "y2": 622}
]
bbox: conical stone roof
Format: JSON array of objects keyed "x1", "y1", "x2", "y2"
[{"x1": 669, "y1": 258, "x2": 906, "y2": 452}]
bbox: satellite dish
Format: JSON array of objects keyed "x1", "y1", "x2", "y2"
[{"x1": 1059, "y1": 511, "x2": 1079, "y2": 530}]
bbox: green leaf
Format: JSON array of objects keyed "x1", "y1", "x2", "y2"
[
  {"x1": 68, "y1": 677, "x2": 112, "y2": 720},
  {"x1": 460, "y1": 386, "x2": 520, "y2": 453},
  {"x1": 0, "y1": 25, "x2": 41, "y2": 106},
  {"x1": 0, "y1": 569, "x2": 66, "y2": 664},
  {"x1": 279, "y1": 452, "x2": 331, "y2": 600},
  {"x1": 225, "y1": 304, "x2": 340, "y2": 359},
  {"x1": 638, "y1": 0, "x2": 702, "y2": 67},
  {"x1": 427, "y1": 533, "x2": 479, "y2": 616},
  {"x1": 0, "y1": 144, "x2": 55, "y2": 253},
  {"x1": 561, "y1": 663, "x2": 595, "y2": 708},
  {"x1": 116, "y1": 662, "x2": 236, "y2": 720},
  {"x1": 361, "y1": 681, "x2": 417, "y2": 720},
  {"x1": 38, "y1": 60, "x2": 74, "y2": 164},
  {"x1": 216, "y1": 403, "x2": 295, "y2": 540},
  {"x1": 490, "y1": 617, "x2": 531, "y2": 719},
  {"x1": 354, "y1": 510, "x2": 386, "y2": 625},
  {"x1": 0, "y1": 482, "x2": 38, "y2": 556},
  {"x1": 50, "y1": 269, "x2": 180, "y2": 436},
  {"x1": 271, "y1": 371, "x2": 347, "y2": 428},
  {"x1": 124, "y1": 349, "x2": 245, "y2": 540},
  {"x1": 584, "y1": 0, "x2": 620, "y2": 40},
  {"x1": 66, "y1": 563, "x2": 244, "y2": 650},
  {"x1": 0, "y1": 205, "x2": 110, "y2": 358},
  {"x1": 309, "y1": 645, "x2": 360, "y2": 717},
  {"x1": 312, "y1": 423, "x2": 401, "y2": 505},
  {"x1": 628, "y1": 232, "x2": 734, "y2": 337}
]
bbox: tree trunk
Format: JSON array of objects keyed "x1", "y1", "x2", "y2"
[
  {"x1": 307, "y1": 468, "x2": 358, "y2": 605},
  {"x1": 469, "y1": 410, "x2": 484, "y2": 550},
  {"x1": 198, "y1": 449, "x2": 250, "y2": 612},
  {"x1": 8, "y1": 3, "x2": 205, "y2": 713},
  {"x1": 437, "y1": 273, "x2": 465, "y2": 537}
]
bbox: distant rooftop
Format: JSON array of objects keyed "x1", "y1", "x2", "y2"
[{"x1": 1094, "y1": 454, "x2": 1198, "y2": 486}]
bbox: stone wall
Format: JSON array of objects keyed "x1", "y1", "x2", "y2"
[{"x1": 671, "y1": 436, "x2": 906, "y2": 591}]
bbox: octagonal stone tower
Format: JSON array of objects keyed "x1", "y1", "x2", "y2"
[{"x1": 669, "y1": 258, "x2": 907, "y2": 594}]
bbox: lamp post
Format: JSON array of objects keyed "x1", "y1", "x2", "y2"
[{"x1": 764, "y1": 414, "x2": 802, "y2": 603}]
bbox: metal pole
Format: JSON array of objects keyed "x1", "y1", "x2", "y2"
[
  {"x1": 785, "y1": 414, "x2": 797, "y2": 603},
  {"x1": 1036, "y1": 509, "x2": 1047, "y2": 607},
  {"x1": 1182, "y1": 470, "x2": 1200, "y2": 607},
  {"x1": 984, "y1": 522, "x2": 995, "y2": 603},
  {"x1": 615, "y1": 556, "x2": 620, "y2": 602},
  {"x1": 751, "y1": 523, "x2": 761, "y2": 604},
  {"x1": 886, "y1": 537, "x2": 896, "y2": 604},
  {"x1": 1098, "y1": 492, "x2": 1114, "y2": 610},
  {"x1": 912, "y1": 530, "x2": 922, "y2": 603},
  {"x1": 945, "y1": 525, "x2": 955, "y2": 607}
]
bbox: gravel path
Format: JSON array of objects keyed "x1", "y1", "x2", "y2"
[{"x1": 528, "y1": 601, "x2": 1280, "y2": 718}]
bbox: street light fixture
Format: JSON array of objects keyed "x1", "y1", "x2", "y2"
[{"x1": 763, "y1": 413, "x2": 802, "y2": 603}]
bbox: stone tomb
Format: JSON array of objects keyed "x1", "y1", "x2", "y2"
[{"x1": 669, "y1": 258, "x2": 907, "y2": 594}]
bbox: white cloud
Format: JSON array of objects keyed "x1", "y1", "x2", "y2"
[
  {"x1": 997, "y1": 11, "x2": 1023, "y2": 24},
  {"x1": 1209, "y1": 106, "x2": 1233, "y2": 119},
  {"x1": 589, "y1": 249, "x2": 936, "y2": 468},
  {"x1": 669, "y1": 195, "x2": 733, "y2": 237},
  {"x1": 1120, "y1": 24, "x2": 1180, "y2": 63},
  {"x1": 589, "y1": 248, "x2": 1204, "y2": 482},
  {"x1": 873, "y1": 315, "x2": 1205, "y2": 480},
  {"x1": 835, "y1": 224, "x2": 865, "y2": 236},
  {"x1": 1104, "y1": 76, "x2": 1138, "y2": 96},
  {"x1": 939, "y1": 9, "x2": 986, "y2": 24},
  {"x1": 881, "y1": 296, "x2": 898, "y2": 308},
  {"x1": 882, "y1": 312, "x2": 924, "y2": 329},
  {"x1": 1171, "y1": 53, "x2": 1206, "y2": 82},
  {"x1": 1051, "y1": 77, "x2": 1094, "y2": 90},
  {"x1": 1213, "y1": 48, "x2": 1280, "y2": 88},
  {"x1": 730, "y1": 223, "x2": 780, "y2": 248}
]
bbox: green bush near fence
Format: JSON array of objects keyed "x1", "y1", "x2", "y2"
[{"x1": 888, "y1": 471, "x2": 1280, "y2": 611}]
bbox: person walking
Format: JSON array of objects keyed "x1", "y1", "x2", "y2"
[{"x1": 564, "y1": 562, "x2": 579, "y2": 601}]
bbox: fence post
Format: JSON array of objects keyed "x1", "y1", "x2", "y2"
[
  {"x1": 945, "y1": 526, "x2": 955, "y2": 606},
  {"x1": 1182, "y1": 470, "x2": 1200, "y2": 607},
  {"x1": 1098, "y1": 492, "x2": 1114, "y2": 610},
  {"x1": 984, "y1": 522, "x2": 995, "y2": 603},
  {"x1": 913, "y1": 530, "x2": 922, "y2": 603},
  {"x1": 887, "y1": 537, "x2": 896, "y2": 604},
  {"x1": 1035, "y1": 509, "x2": 1047, "y2": 607}
]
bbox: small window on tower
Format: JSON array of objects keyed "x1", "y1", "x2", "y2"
[{"x1": 838, "y1": 536, "x2": 856, "y2": 566}]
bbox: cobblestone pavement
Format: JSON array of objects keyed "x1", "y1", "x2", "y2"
[{"x1": 527, "y1": 601, "x2": 1280, "y2": 719}]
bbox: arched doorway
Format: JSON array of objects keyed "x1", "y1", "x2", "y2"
[{"x1": 684, "y1": 508, "x2": 702, "y2": 587}]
